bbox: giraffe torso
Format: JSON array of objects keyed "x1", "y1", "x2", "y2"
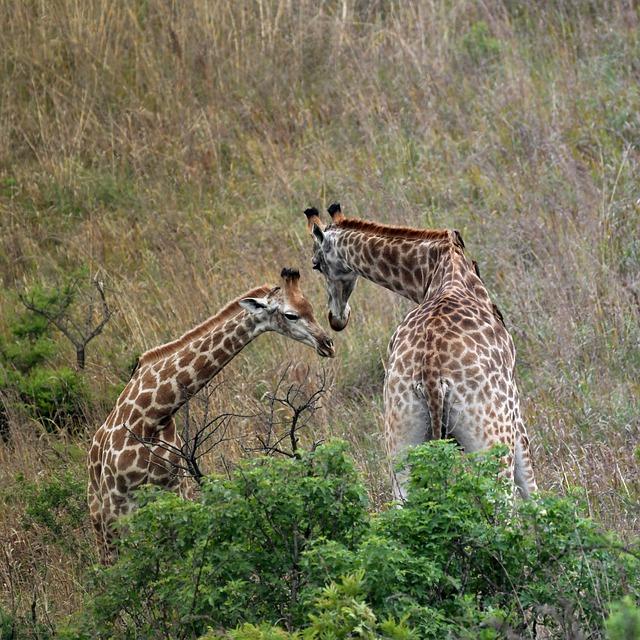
[{"x1": 386, "y1": 282, "x2": 518, "y2": 452}]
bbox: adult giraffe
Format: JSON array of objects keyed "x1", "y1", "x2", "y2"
[
  {"x1": 88, "y1": 268, "x2": 334, "y2": 563},
  {"x1": 304, "y1": 204, "x2": 536, "y2": 500}
]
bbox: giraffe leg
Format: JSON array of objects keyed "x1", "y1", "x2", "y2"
[
  {"x1": 99, "y1": 491, "x2": 118, "y2": 564},
  {"x1": 443, "y1": 385, "x2": 517, "y2": 488},
  {"x1": 177, "y1": 475, "x2": 199, "y2": 500},
  {"x1": 100, "y1": 489, "x2": 136, "y2": 564},
  {"x1": 384, "y1": 373, "x2": 432, "y2": 502},
  {"x1": 87, "y1": 481, "x2": 107, "y2": 562},
  {"x1": 514, "y1": 426, "x2": 537, "y2": 498}
]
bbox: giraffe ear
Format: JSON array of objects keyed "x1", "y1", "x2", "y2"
[
  {"x1": 452, "y1": 229, "x2": 465, "y2": 250},
  {"x1": 312, "y1": 223, "x2": 325, "y2": 245},
  {"x1": 239, "y1": 297, "x2": 269, "y2": 314}
]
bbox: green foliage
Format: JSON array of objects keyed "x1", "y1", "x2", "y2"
[
  {"x1": 305, "y1": 573, "x2": 416, "y2": 640},
  {"x1": 18, "y1": 470, "x2": 88, "y2": 548},
  {"x1": 0, "y1": 282, "x2": 88, "y2": 430},
  {"x1": 200, "y1": 573, "x2": 416, "y2": 640},
  {"x1": 63, "y1": 441, "x2": 639, "y2": 640},
  {"x1": 18, "y1": 366, "x2": 86, "y2": 427},
  {"x1": 200, "y1": 624, "x2": 298, "y2": 640},
  {"x1": 0, "y1": 601, "x2": 54, "y2": 640},
  {"x1": 605, "y1": 596, "x2": 640, "y2": 640},
  {"x1": 0, "y1": 284, "x2": 64, "y2": 374},
  {"x1": 0, "y1": 605, "x2": 15, "y2": 640},
  {"x1": 64, "y1": 442, "x2": 368, "y2": 639}
]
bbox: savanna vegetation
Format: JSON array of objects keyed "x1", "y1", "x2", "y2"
[{"x1": 0, "y1": 1, "x2": 638, "y2": 638}]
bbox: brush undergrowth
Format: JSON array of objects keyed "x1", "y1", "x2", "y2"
[{"x1": 58, "y1": 442, "x2": 639, "y2": 639}]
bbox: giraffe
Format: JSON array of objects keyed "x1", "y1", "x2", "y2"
[
  {"x1": 87, "y1": 268, "x2": 335, "y2": 563},
  {"x1": 303, "y1": 204, "x2": 537, "y2": 500}
]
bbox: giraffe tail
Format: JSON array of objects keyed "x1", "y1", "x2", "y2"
[{"x1": 422, "y1": 377, "x2": 452, "y2": 441}]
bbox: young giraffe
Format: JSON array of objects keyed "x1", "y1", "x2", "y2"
[
  {"x1": 304, "y1": 204, "x2": 537, "y2": 500},
  {"x1": 88, "y1": 269, "x2": 335, "y2": 563}
]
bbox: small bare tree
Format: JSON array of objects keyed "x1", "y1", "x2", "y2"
[
  {"x1": 19, "y1": 274, "x2": 114, "y2": 370},
  {"x1": 245, "y1": 365, "x2": 330, "y2": 459}
]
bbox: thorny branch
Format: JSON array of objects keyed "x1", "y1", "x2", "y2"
[{"x1": 123, "y1": 380, "x2": 255, "y2": 486}]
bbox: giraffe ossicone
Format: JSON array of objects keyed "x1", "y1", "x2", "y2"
[
  {"x1": 87, "y1": 268, "x2": 334, "y2": 563},
  {"x1": 305, "y1": 204, "x2": 537, "y2": 501}
]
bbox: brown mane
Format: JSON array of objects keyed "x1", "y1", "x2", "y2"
[
  {"x1": 333, "y1": 218, "x2": 458, "y2": 244},
  {"x1": 137, "y1": 284, "x2": 273, "y2": 367}
]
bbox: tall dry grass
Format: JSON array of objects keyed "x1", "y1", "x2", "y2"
[{"x1": 1, "y1": 0, "x2": 639, "y2": 633}]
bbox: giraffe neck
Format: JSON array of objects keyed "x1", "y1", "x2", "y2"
[
  {"x1": 124, "y1": 309, "x2": 267, "y2": 432},
  {"x1": 330, "y1": 226, "x2": 454, "y2": 303},
  {"x1": 427, "y1": 247, "x2": 493, "y2": 307}
]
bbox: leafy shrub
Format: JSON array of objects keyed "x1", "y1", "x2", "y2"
[
  {"x1": 0, "y1": 602, "x2": 54, "y2": 640},
  {"x1": 0, "y1": 283, "x2": 88, "y2": 430},
  {"x1": 18, "y1": 366, "x2": 86, "y2": 427},
  {"x1": 18, "y1": 470, "x2": 88, "y2": 548},
  {"x1": 0, "y1": 605, "x2": 15, "y2": 640},
  {"x1": 63, "y1": 442, "x2": 368, "y2": 639},
  {"x1": 200, "y1": 573, "x2": 416, "y2": 640},
  {"x1": 605, "y1": 596, "x2": 640, "y2": 640},
  {"x1": 0, "y1": 286, "x2": 57, "y2": 376},
  {"x1": 62, "y1": 442, "x2": 639, "y2": 639}
]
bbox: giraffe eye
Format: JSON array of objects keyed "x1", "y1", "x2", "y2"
[{"x1": 284, "y1": 312, "x2": 299, "y2": 321}]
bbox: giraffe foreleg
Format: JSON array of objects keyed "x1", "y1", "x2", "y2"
[{"x1": 87, "y1": 481, "x2": 108, "y2": 563}]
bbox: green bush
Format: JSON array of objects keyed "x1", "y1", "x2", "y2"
[
  {"x1": 200, "y1": 573, "x2": 417, "y2": 640},
  {"x1": 0, "y1": 605, "x2": 15, "y2": 640},
  {"x1": 0, "y1": 283, "x2": 88, "y2": 430},
  {"x1": 18, "y1": 470, "x2": 88, "y2": 548},
  {"x1": 18, "y1": 366, "x2": 86, "y2": 427},
  {"x1": 62, "y1": 442, "x2": 639, "y2": 639},
  {"x1": 605, "y1": 596, "x2": 640, "y2": 640},
  {"x1": 63, "y1": 442, "x2": 369, "y2": 639},
  {"x1": 0, "y1": 602, "x2": 54, "y2": 640}
]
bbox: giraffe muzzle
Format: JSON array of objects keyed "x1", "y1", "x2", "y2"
[
  {"x1": 328, "y1": 310, "x2": 349, "y2": 332},
  {"x1": 316, "y1": 336, "x2": 335, "y2": 358}
]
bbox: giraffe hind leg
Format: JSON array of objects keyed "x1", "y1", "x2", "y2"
[
  {"x1": 87, "y1": 483, "x2": 107, "y2": 562},
  {"x1": 384, "y1": 374, "x2": 432, "y2": 502},
  {"x1": 514, "y1": 430, "x2": 537, "y2": 499}
]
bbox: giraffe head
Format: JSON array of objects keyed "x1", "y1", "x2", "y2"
[
  {"x1": 304, "y1": 204, "x2": 357, "y2": 331},
  {"x1": 239, "y1": 268, "x2": 335, "y2": 357}
]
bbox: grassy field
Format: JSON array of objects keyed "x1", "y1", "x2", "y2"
[{"x1": 0, "y1": 0, "x2": 639, "y2": 635}]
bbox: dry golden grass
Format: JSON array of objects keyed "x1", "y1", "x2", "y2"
[{"x1": 0, "y1": 0, "x2": 639, "y2": 633}]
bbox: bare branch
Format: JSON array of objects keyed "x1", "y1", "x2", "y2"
[{"x1": 242, "y1": 366, "x2": 330, "y2": 459}]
